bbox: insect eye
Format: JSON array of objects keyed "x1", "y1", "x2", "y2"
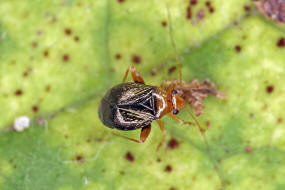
[
  {"x1": 173, "y1": 109, "x2": 179, "y2": 115},
  {"x1": 171, "y1": 90, "x2": 177, "y2": 95}
]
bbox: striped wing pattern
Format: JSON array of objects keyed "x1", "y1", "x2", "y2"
[{"x1": 115, "y1": 83, "x2": 157, "y2": 130}]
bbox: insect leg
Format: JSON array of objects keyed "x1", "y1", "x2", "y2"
[
  {"x1": 122, "y1": 66, "x2": 145, "y2": 84},
  {"x1": 156, "y1": 119, "x2": 167, "y2": 151},
  {"x1": 112, "y1": 125, "x2": 151, "y2": 143},
  {"x1": 168, "y1": 113, "x2": 195, "y2": 126},
  {"x1": 140, "y1": 125, "x2": 151, "y2": 142}
]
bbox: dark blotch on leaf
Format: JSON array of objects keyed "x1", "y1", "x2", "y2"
[
  {"x1": 45, "y1": 85, "x2": 51, "y2": 92},
  {"x1": 161, "y1": 21, "x2": 168, "y2": 27},
  {"x1": 63, "y1": 54, "x2": 70, "y2": 62},
  {"x1": 190, "y1": 0, "x2": 197, "y2": 6},
  {"x1": 15, "y1": 89, "x2": 23, "y2": 96},
  {"x1": 43, "y1": 50, "x2": 49, "y2": 57},
  {"x1": 65, "y1": 28, "x2": 72, "y2": 35},
  {"x1": 277, "y1": 117, "x2": 283, "y2": 123},
  {"x1": 23, "y1": 71, "x2": 29, "y2": 77},
  {"x1": 132, "y1": 55, "x2": 141, "y2": 64},
  {"x1": 167, "y1": 138, "x2": 179, "y2": 149},
  {"x1": 74, "y1": 36, "x2": 80, "y2": 42},
  {"x1": 31, "y1": 41, "x2": 38, "y2": 48},
  {"x1": 168, "y1": 66, "x2": 177, "y2": 74},
  {"x1": 118, "y1": 0, "x2": 125, "y2": 3},
  {"x1": 125, "y1": 152, "x2": 134, "y2": 162},
  {"x1": 205, "y1": 1, "x2": 211, "y2": 7},
  {"x1": 266, "y1": 85, "x2": 274, "y2": 93},
  {"x1": 235, "y1": 45, "x2": 242, "y2": 52},
  {"x1": 76, "y1": 155, "x2": 84, "y2": 162},
  {"x1": 32, "y1": 105, "x2": 39, "y2": 112},
  {"x1": 169, "y1": 187, "x2": 177, "y2": 190},
  {"x1": 115, "y1": 53, "x2": 122, "y2": 60},
  {"x1": 186, "y1": 6, "x2": 192, "y2": 19},
  {"x1": 165, "y1": 165, "x2": 172, "y2": 172},
  {"x1": 209, "y1": 7, "x2": 215, "y2": 13},
  {"x1": 244, "y1": 5, "x2": 251, "y2": 12},
  {"x1": 277, "y1": 37, "x2": 285, "y2": 47}
]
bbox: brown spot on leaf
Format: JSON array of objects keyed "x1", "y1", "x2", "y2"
[
  {"x1": 167, "y1": 138, "x2": 179, "y2": 149},
  {"x1": 43, "y1": 50, "x2": 49, "y2": 57},
  {"x1": 277, "y1": 37, "x2": 285, "y2": 47},
  {"x1": 277, "y1": 117, "x2": 283, "y2": 123},
  {"x1": 168, "y1": 66, "x2": 177, "y2": 75},
  {"x1": 23, "y1": 68, "x2": 32, "y2": 77},
  {"x1": 65, "y1": 28, "x2": 72, "y2": 35},
  {"x1": 186, "y1": 6, "x2": 192, "y2": 19},
  {"x1": 190, "y1": 0, "x2": 197, "y2": 6},
  {"x1": 165, "y1": 165, "x2": 172, "y2": 172},
  {"x1": 115, "y1": 53, "x2": 121, "y2": 60},
  {"x1": 235, "y1": 45, "x2": 242, "y2": 52},
  {"x1": 118, "y1": 0, "x2": 125, "y2": 3},
  {"x1": 161, "y1": 20, "x2": 168, "y2": 27},
  {"x1": 76, "y1": 155, "x2": 84, "y2": 162},
  {"x1": 31, "y1": 41, "x2": 38, "y2": 48},
  {"x1": 244, "y1": 5, "x2": 251, "y2": 12},
  {"x1": 32, "y1": 105, "x2": 39, "y2": 112},
  {"x1": 205, "y1": 1, "x2": 211, "y2": 7},
  {"x1": 15, "y1": 89, "x2": 23, "y2": 96},
  {"x1": 209, "y1": 6, "x2": 215, "y2": 13},
  {"x1": 169, "y1": 187, "x2": 177, "y2": 190},
  {"x1": 74, "y1": 36, "x2": 80, "y2": 42},
  {"x1": 266, "y1": 85, "x2": 274, "y2": 94},
  {"x1": 45, "y1": 85, "x2": 51, "y2": 92},
  {"x1": 63, "y1": 54, "x2": 70, "y2": 62},
  {"x1": 132, "y1": 55, "x2": 141, "y2": 64},
  {"x1": 125, "y1": 152, "x2": 134, "y2": 162},
  {"x1": 157, "y1": 158, "x2": 161, "y2": 162},
  {"x1": 23, "y1": 71, "x2": 29, "y2": 77}
]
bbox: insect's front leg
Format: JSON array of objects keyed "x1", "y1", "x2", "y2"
[
  {"x1": 168, "y1": 113, "x2": 195, "y2": 126},
  {"x1": 122, "y1": 66, "x2": 145, "y2": 84}
]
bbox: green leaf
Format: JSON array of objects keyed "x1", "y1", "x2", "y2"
[{"x1": 1, "y1": 0, "x2": 285, "y2": 190}]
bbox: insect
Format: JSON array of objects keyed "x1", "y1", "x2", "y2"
[
  {"x1": 98, "y1": 66, "x2": 223, "y2": 144},
  {"x1": 98, "y1": 6, "x2": 224, "y2": 145}
]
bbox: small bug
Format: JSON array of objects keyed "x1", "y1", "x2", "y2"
[
  {"x1": 98, "y1": 7, "x2": 223, "y2": 145},
  {"x1": 98, "y1": 66, "x2": 223, "y2": 144}
]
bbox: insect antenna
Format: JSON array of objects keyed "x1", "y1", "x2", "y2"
[
  {"x1": 166, "y1": 6, "x2": 227, "y2": 188},
  {"x1": 166, "y1": 4, "x2": 182, "y2": 84}
]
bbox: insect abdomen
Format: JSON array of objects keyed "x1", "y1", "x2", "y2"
[{"x1": 98, "y1": 82, "x2": 158, "y2": 130}]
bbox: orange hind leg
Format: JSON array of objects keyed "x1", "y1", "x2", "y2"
[{"x1": 112, "y1": 125, "x2": 151, "y2": 143}]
